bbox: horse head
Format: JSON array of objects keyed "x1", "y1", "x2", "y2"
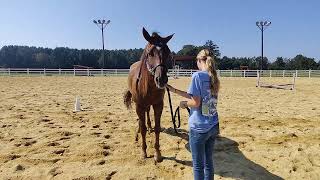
[{"x1": 142, "y1": 27, "x2": 174, "y2": 89}]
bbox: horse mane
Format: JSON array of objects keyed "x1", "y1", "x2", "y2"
[{"x1": 137, "y1": 44, "x2": 151, "y2": 98}]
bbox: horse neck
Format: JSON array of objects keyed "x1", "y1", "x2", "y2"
[{"x1": 137, "y1": 55, "x2": 154, "y2": 97}]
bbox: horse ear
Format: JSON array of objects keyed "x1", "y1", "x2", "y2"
[
  {"x1": 162, "y1": 33, "x2": 174, "y2": 44},
  {"x1": 142, "y1": 27, "x2": 152, "y2": 42}
]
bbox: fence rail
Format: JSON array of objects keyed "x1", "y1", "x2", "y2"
[{"x1": 0, "y1": 68, "x2": 320, "y2": 78}]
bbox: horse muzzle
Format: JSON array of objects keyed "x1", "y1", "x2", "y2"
[{"x1": 155, "y1": 76, "x2": 168, "y2": 89}]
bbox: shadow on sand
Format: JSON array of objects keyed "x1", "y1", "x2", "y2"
[{"x1": 162, "y1": 127, "x2": 283, "y2": 180}]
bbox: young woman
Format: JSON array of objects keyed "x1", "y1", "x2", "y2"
[{"x1": 166, "y1": 49, "x2": 220, "y2": 180}]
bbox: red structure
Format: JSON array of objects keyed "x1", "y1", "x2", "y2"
[
  {"x1": 172, "y1": 55, "x2": 196, "y2": 69},
  {"x1": 73, "y1": 65, "x2": 93, "y2": 69}
]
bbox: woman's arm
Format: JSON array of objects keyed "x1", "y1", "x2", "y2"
[
  {"x1": 174, "y1": 88, "x2": 191, "y2": 99},
  {"x1": 166, "y1": 84, "x2": 191, "y2": 99},
  {"x1": 167, "y1": 84, "x2": 201, "y2": 108},
  {"x1": 187, "y1": 96, "x2": 201, "y2": 108},
  {"x1": 180, "y1": 96, "x2": 201, "y2": 108}
]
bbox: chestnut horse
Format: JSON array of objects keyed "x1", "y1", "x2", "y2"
[{"x1": 123, "y1": 28, "x2": 173, "y2": 162}]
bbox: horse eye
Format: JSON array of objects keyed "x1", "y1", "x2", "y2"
[{"x1": 149, "y1": 51, "x2": 154, "y2": 57}]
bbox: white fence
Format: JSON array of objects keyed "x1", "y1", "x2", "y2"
[{"x1": 0, "y1": 68, "x2": 320, "y2": 78}]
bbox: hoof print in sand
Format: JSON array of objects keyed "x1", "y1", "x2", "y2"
[
  {"x1": 47, "y1": 142, "x2": 60, "y2": 147},
  {"x1": 102, "y1": 145, "x2": 111, "y2": 150},
  {"x1": 104, "y1": 135, "x2": 111, "y2": 139},
  {"x1": 72, "y1": 175, "x2": 94, "y2": 180},
  {"x1": 14, "y1": 164, "x2": 25, "y2": 172},
  {"x1": 92, "y1": 125, "x2": 100, "y2": 128},
  {"x1": 102, "y1": 151, "x2": 109, "y2": 156},
  {"x1": 106, "y1": 171, "x2": 117, "y2": 180},
  {"x1": 53, "y1": 149, "x2": 65, "y2": 155},
  {"x1": 9, "y1": 154, "x2": 21, "y2": 160},
  {"x1": 24, "y1": 140, "x2": 37, "y2": 146},
  {"x1": 48, "y1": 167, "x2": 63, "y2": 177},
  {"x1": 91, "y1": 132, "x2": 102, "y2": 137}
]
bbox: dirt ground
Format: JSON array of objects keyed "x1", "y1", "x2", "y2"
[{"x1": 0, "y1": 76, "x2": 319, "y2": 180}]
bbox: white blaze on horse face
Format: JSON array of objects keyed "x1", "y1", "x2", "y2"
[
  {"x1": 147, "y1": 44, "x2": 168, "y2": 89},
  {"x1": 154, "y1": 67, "x2": 167, "y2": 89}
]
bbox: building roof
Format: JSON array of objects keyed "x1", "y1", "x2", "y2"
[
  {"x1": 73, "y1": 65, "x2": 93, "y2": 69},
  {"x1": 173, "y1": 55, "x2": 196, "y2": 61}
]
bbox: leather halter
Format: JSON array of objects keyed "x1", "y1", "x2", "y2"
[
  {"x1": 137, "y1": 45, "x2": 168, "y2": 82},
  {"x1": 145, "y1": 59, "x2": 168, "y2": 76}
]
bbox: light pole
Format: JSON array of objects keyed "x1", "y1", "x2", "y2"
[
  {"x1": 256, "y1": 20, "x2": 271, "y2": 70},
  {"x1": 93, "y1": 19, "x2": 111, "y2": 69}
]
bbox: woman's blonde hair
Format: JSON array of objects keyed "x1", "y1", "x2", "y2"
[{"x1": 196, "y1": 49, "x2": 220, "y2": 96}]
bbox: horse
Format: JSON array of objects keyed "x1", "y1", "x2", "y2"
[{"x1": 123, "y1": 27, "x2": 173, "y2": 162}]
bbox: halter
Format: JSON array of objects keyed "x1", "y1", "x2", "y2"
[
  {"x1": 145, "y1": 58, "x2": 168, "y2": 76},
  {"x1": 137, "y1": 44, "x2": 169, "y2": 83}
]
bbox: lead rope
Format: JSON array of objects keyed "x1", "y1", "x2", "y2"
[{"x1": 166, "y1": 87, "x2": 190, "y2": 134}]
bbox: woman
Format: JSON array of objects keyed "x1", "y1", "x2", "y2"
[{"x1": 166, "y1": 49, "x2": 220, "y2": 180}]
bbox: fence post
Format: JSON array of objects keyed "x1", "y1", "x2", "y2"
[
  {"x1": 73, "y1": 69, "x2": 76, "y2": 76},
  {"x1": 296, "y1": 70, "x2": 298, "y2": 77},
  {"x1": 44, "y1": 68, "x2": 46, "y2": 76},
  {"x1": 87, "y1": 69, "x2": 89, "y2": 77},
  {"x1": 270, "y1": 70, "x2": 272, "y2": 77},
  {"x1": 27, "y1": 68, "x2": 29, "y2": 76},
  {"x1": 115, "y1": 69, "x2": 118, "y2": 76},
  {"x1": 231, "y1": 70, "x2": 233, "y2": 77},
  {"x1": 59, "y1": 68, "x2": 61, "y2": 75},
  {"x1": 8, "y1": 68, "x2": 11, "y2": 76},
  {"x1": 309, "y1": 69, "x2": 311, "y2": 78},
  {"x1": 283, "y1": 70, "x2": 285, "y2": 77},
  {"x1": 243, "y1": 70, "x2": 246, "y2": 78}
]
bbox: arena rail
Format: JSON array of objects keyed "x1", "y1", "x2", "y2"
[{"x1": 0, "y1": 68, "x2": 320, "y2": 78}]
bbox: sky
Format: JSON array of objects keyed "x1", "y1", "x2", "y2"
[{"x1": 0, "y1": 0, "x2": 319, "y2": 61}]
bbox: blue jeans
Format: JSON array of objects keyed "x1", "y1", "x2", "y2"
[{"x1": 189, "y1": 124, "x2": 219, "y2": 180}]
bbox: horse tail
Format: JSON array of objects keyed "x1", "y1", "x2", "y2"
[{"x1": 123, "y1": 90, "x2": 132, "y2": 109}]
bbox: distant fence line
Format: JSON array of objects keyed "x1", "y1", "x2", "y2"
[{"x1": 0, "y1": 68, "x2": 320, "y2": 78}]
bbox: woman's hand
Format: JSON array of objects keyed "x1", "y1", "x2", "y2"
[
  {"x1": 166, "y1": 84, "x2": 191, "y2": 99},
  {"x1": 179, "y1": 101, "x2": 188, "y2": 109}
]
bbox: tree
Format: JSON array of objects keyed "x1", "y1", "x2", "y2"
[
  {"x1": 270, "y1": 57, "x2": 286, "y2": 70},
  {"x1": 285, "y1": 55, "x2": 317, "y2": 70},
  {"x1": 218, "y1": 56, "x2": 233, "y2": 69},
  {"x1": 1, "y1": 45, "x2": 319, "y2": 70},
  {"x1": 177, "y1": 45, "x2": 199, "y2": 56},
  {"x1": 34, "y1": 52, "x2": 50, "y2": 67},
  {"x1": 203, "y1": 40, "x2": 220, "y2": 58}
]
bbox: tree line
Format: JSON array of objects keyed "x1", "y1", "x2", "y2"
[{"x1": 0, "y1": 41, "x2": 319, "y2": 70}]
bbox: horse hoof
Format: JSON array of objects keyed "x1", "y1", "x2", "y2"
[
  {"x1": 154, "y1": 153, "x2": 163, "y2": 162},
  {"x1": 141, "y1": 152, "x2": 147, "y2": 159}
]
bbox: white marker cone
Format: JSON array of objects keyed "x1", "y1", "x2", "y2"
[{"x1": 74, "y1": 96, "x2": 81, "y2": 112}]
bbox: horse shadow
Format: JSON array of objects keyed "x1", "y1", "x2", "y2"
[{"x1": 162, "y1": 127, "x2": 283, "y2": 180}]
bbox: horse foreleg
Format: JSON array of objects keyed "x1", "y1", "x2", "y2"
[
  {"x1": 135, "y1": 107, "x2": 151, "y2": 142},
  {"x1": 135, "y1": 118, "x2": 140, "y2": 142},
  {"x1": 136, "y1": 105, "x2": 147, "y2": 159},
  {"x1": 153, "y1": 102, "x2": 163, "y2": 162},
  {"x1": 146, "y1": 106, "x2": 152, "y2": 134}
]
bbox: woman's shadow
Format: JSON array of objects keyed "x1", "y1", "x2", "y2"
[{"x1": 162, "y1": 127, "x2": 283, "y2": 180}]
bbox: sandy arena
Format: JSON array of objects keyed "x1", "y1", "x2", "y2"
[{"x1": 0, "y1": 76, "x2": 319, "y2": 180}]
